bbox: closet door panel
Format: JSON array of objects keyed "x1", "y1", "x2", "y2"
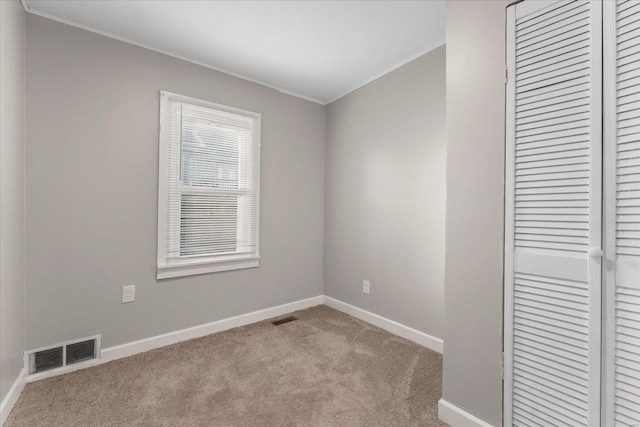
[
  {"x1": 604, "y1": 1, "x2": 640, "y2": 425},
  {"x1": 505, "y1": 1, "x2": 602, "y2": 426}
]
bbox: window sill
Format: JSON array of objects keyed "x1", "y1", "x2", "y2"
[{"x1": 157, "y1": 255, "x2": 260, "y2": 279}]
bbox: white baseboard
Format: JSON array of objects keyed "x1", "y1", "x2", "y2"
[
  {"x1": 102, "y1": 295, "x2": 323, "y2": 362},
  {"x1": 438, "y1": 398, "x2": 494, "y2": 427},
  {"x1": 25, "y1": 295, "x2": 324, "y2": 382},
  {"x1": 322, "y1": 296, "x2": 443, "y2": 353},
  {"x1": 23, "y1": 295, "x2": 445, "y2": 386},
  {"x1": 0, "y1": 368, "x2": 26, "y2": 426}
]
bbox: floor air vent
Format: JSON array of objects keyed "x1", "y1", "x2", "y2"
[
  {"x1": 66, "y1": 339, "x2": 97, "y2": 365},
  {"x1": 31, "y1": 347, "x2": 64, "y2": 374},
  {"x1": 28, "y1": 335, "x2": 100, "y2": 375},
  {"x1": 272, "y1": 316, "x2": 297, "y2": 326}
]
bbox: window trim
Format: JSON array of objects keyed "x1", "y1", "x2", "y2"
[{"x1": 157, "y1": 91, "x2": 261, "y2": 279}]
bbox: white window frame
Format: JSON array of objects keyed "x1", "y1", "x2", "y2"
[{"x1": 157, "y1": 91, "x2": 261, "y2": 279}]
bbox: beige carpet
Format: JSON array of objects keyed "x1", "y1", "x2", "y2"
[{"x1": 6, "y1": 305, "x2": 445, "y2": 426}]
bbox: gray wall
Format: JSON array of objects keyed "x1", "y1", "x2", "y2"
[
  {"x1": 25, "y1": 15, "x2": 325, "y2": 350},
  {"x1": 324, "y1": 47, "x2": 446, "y2": 340},
  {"x1": 0, "y1": 0, "x2": 26, "y2": 403},
  {"x1": 442, "y1": 1, "x2": 506, "y2": 425}
]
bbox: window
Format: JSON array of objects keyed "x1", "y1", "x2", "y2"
[{"x1": 157, "y1": 91, "x2": 260, "y2": 279}]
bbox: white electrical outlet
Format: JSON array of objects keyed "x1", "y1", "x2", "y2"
[
  {"x1": 363, "y1": 280, "x2": 370, "y2": 295},
  {"x1": 122, "y1": 285, "x2": 135, "y2": 303}
]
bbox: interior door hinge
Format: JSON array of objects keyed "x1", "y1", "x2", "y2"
[
  {"x1": 504, "y1": 66, "x2": 508, "y2": 84},
  {"x1": 500, "y1": 352, "x2": 505, "y2": 380}
]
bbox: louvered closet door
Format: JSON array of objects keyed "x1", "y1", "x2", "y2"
[
  {"x1": 505, "y1": 1, "x2": 602, "y2": 426},
  {"x1": 604, "y1": 1, "x2": 640, "y2": 425}
]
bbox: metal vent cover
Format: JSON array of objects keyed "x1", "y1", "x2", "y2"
[
  {"x1": 66, "y1": 339, "x2": 97, "y2": 365},
  {"x1": 272, "y1": 316, "x2": 297, "y2": 326},
  {"x1": 30, "y1": 347, "x2": 64, "y2": 374},
  {"x1": 28, "y1": 335, "x2": 100, "y2": 375}
]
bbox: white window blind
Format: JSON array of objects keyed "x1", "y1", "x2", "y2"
[{"x1": 157, "y1": 91, "x2": 260, "y2": 279}]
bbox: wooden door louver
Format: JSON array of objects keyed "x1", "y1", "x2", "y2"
[
  {"x1": 505, "y1": 1, "x2": 602, "y2": 426},
  {"x1": 604, "y1": 0, "x2": 640, "y2": 425}
]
